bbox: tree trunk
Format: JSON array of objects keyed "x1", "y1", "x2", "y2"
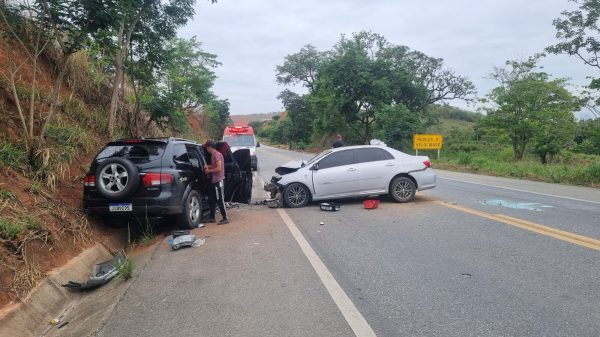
[
  {"x1": 28, "y1": 53, "x2": 38, "y2": 139},
  {"x1": 108, "y1": 23, "x2": 125, "y2": 138},
  {"x1": 40, "y1": 57, "x2": 68, "y2": 140}
]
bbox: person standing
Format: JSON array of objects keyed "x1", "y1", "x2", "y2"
[
  {"x1": 204, "y1": 140, "x2": 229, "y2": 225},
  {"x1": 332, "y1": 134, "x2": 344, "y2": 148}
]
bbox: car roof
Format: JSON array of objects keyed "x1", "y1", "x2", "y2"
[
  {"x1": 110, "y1": 137, "x2": 199, "y2": 145},
  {"x1": 329, "y1": 145, "x2": 389, "y2": 152}
]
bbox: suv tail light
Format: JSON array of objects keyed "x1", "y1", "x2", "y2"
[
  {"x1": 84, "y1": 173, "x2": 95, "y2": 187},
  {"x1": 423, "y1": 160, "x2": 431, "y2": 168},
  {"x1": 142, "y1": 173, "x2": 174, "y2": 187}
]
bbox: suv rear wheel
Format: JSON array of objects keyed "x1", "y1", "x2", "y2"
[{"x1": 178, "y1": 190, "x2": 202, "y2": 229}]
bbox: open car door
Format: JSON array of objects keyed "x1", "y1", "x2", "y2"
[{"x1": 216, "y1": 142, "x2": 252, "y2": 204}]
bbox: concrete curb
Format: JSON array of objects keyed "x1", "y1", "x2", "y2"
[{"x1": 0, "y1": 244, "x2": 114, "y2": 337}]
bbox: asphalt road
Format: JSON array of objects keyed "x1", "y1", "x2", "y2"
[{"x1": 96, "y1": 145, "x2": 600, "y2": 337}]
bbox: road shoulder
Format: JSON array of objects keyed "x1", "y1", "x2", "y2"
[{"x1": 436, "y1": 169, "x2": 600, "y2": 203}]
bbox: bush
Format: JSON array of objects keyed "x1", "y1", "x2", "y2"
[
  {"x1": 116, "y1": 258, "x2": 134, "y2": 280},
  {"x1": 587, "y1": 162, "x2": 600, "y2": 182},
  {"x1": 21, "y1": 215, "x2": 41, "y2": 231},
  {"x1": 0, "y1": 189, "x2": 17, "y2": 202},
  {"x1": 0, "y1": 141, "x2": 26, "y2": 169},
  {"x1": 0, "y1": 218, "x2": 21, "y2": 240},
  {"x1": 456, "y1": 152, "x2": 473, "y2": 165}
]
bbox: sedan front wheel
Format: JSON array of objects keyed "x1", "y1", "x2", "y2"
[{"x1": 283, "y1": 183, "x2": 310, "y2": 208}]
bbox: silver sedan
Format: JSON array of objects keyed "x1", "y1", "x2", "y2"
[{"x1": 274, "y1": 145, "x2": 436, "y2": 208}]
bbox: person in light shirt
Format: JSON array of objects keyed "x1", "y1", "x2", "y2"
[{"x1": 203, "y1": 140, "x2": 229, "y2": 225}]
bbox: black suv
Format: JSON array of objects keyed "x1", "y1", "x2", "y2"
[{"x1": 83, "y1": 138, "x2": 252, "y2": 228}]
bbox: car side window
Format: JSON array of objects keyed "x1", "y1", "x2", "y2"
[
  {"x1": 355, "y1": 148, "x2": 394, "y2": 163},
  {"x1": 186, "y1": 145, "x2": 201, "y2": 168},
  {"x1": 173, "y1": 144, "x2": 190, "y2": 164},
  {"x1": 317, "y1": 150, "x2": 355, "y2": 169}
]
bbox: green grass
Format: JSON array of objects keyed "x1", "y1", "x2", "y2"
[
  {"x1": 20, "y1": 214, "x2": 41, "y2": 231},
  {"x1": 115, "y1": 258, "x2": 134, "y2": 280},
  {"x1": 434, "y1": 150, "x2": 600, "y2": 187},
  {"x1": 0, "y1": 189, "x2": 17, "y2": 202},
  {"x1": 27, "y1": 181, "x2": 44, "y2": 194},
  {"x1": 0, "y1": 141, "x2": 26, "y2": 169},
  {"x1": 0, "y1": 218, "x2": 21, "y2": 240},
  {"x1": 46, "y1": 121, "x2": 96, "y2": 153}
]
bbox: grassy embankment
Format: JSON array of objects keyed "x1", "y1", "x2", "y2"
[{"x1": 420, "y1": 118, "x2": 600, "y2": 188}]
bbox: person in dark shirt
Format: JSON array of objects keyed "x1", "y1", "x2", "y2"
[
  {"x1": 332, "y1": 134, "x2": 344, "y2": 148},
  {"x1": 204, "y1": 140, "x2": 229, "y2": 225}
]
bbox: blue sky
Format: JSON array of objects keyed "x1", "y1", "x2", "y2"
[{"x1": 180, "y1": 0, "x2": 595, "y2": 118}]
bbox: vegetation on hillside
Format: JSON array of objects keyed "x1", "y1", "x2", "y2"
[
  {"x1": 256, "y1": 2, "x2": 600, "y2": 186},
  {"x1": 0, "y1": 0, "x2": 227, "y2": 305}
]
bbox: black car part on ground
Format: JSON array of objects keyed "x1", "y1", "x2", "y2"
[
  {"x1": 320, "y1": 202, "x2": 341, "y2": 211},
  {"x1": 62, "y1": 251, "x2": 126, "y2": 290}
]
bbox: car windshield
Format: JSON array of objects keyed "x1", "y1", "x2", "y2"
[
  {"x1": 96, "y1": 143, "x2": 166, "y2": 163},
  {"x1": 306, "y1": 150, "x2": 332, "y2": 165},
  {"x1": 224, "y1": 135, "x2": 256, "y2": 147}
]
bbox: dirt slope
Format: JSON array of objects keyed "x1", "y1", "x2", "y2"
[{"x1": 0, "y1": 36, "x2": 120, "y2": 309}]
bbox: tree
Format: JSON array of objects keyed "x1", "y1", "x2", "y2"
[
  {"x1": 274, "y1": 31, "x2": 475, "y2": 146},
  {"x1": 277, "y1": 89, "x2": 313, "y2": 148},
  {"x1": 547, "y1": 0, "x2": 600, "y2": 115},
  {"x1": 276, "y1": 44, "x2": 327, "y2": 91},
  {"x1": 79, "y1": 0, "x2": 200, "y2": 136},
  {"x1": 141, "y1": 37, "x2": 219, "y2": 133},
  {"x1": 484, "y1": 55, "x2": 580, "y2": 162},
  {"x1": 204, "y1": 98, "x2": 231, "y2": 138},
  {"x1": 0, "y1": 3, "x2": 49, "y2": 150},
  {"x1": 374, "y1": 103, "x2": 420, "y2": 149},
  {"x1": 574, "y1": 118, "x2": 600, "y2": 154},
  {"x1": 312, "y1": 31, "x2": 428, "y2": 143}
]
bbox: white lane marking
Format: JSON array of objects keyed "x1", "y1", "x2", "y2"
[
  {"x1": 276, "y1": 208, "x2": 377, "y2": 337},
  {"x1": 256, "y1": 175, "x2": 376, "y2": 337},
  {"x1": 438, "y1": 177, "x2": 600, "y2": 205}
]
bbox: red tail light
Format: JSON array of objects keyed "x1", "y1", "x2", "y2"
[
  {"x1": 84, "y1": 173, "x2": 95, "y2": 187},
  {"x1": 423, "y1": 160, "x2": 431, "y2": 168},
  {"x1": 142, "y1": 173, "x2": 174, "y2": 187}
]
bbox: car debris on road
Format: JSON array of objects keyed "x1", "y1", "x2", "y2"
[
  {"x1": 320, "y1": 202, "x2": 341, "y2": 211},
  {"x1": 363, "y1": 199, "x2": 380, "y2": 209},
  {"x1": 166, "y1": 230, "x2": 205, "y2": 251},
  {"x1": 62, "y1": 251, "x2": 126, "y2": 290}
]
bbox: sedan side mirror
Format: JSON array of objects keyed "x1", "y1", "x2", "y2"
[{"x1": 310, "y1": 163, "x2": 319, "y2": 170}]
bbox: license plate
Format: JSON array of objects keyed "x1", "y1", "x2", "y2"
[{"x1": 109, "y1": 203, "x2": 132, "y2": 212}]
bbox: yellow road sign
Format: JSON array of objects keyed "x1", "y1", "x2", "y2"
[{"x1": 413, "y1": 134, "x2": 443, "y2": 150}]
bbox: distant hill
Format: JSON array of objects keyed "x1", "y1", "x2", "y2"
[{"x1": 231, "y1": 112, "x2": 279, "y2": 126}]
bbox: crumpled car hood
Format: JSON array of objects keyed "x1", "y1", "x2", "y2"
[{"x1": 275, "y1": 160, "x2": 305, "y2": 175}]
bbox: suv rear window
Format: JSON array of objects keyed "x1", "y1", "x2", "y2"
[{"x1": 96, "y1": 143, "x2": 166, "y2": 163}]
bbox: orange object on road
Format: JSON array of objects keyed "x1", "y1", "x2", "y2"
[{"x1": 363, "y1": 199, "x2": 379, "y2": 209}]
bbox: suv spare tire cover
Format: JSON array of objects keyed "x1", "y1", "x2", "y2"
[{"x1": 95, "y1": 157, "x2": 140, "y2": 200}]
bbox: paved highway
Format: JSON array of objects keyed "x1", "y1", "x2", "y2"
[{"x1": 96, "y1": 145, "x2": 600, "y2": 337}]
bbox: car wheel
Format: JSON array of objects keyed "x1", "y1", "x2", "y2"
[
  {"x1": 390, "y1": 176, "x2": 416, "y2": 203},
  {"x1": 283, "y1": 183, "x2": 310, "y2": 208},
  {"x1": 95, "y1": 158, "x2": 140, "y2": 200},
  {"x1": 172, "y1": 244, "x2": 181, "y2": 250},
  {"x1": 252, "y1": 161, "x2": 258, "y2": 171},
  {"x1": 178, "y1": 190, "x2": 202, "y2": 229}
]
